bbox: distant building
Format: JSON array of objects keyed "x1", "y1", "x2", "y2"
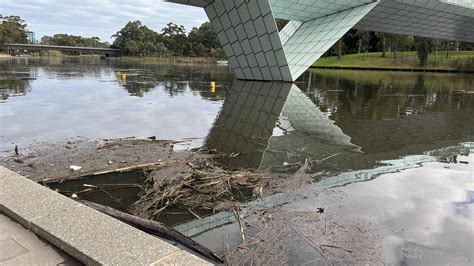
[{"x1": 26, "y1": 31, "x2": 36, "y2": 44}]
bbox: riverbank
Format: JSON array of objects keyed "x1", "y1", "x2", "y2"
[
  {"x1": 312, "y1": 51, "x2": 474, "y2": 72},
  {"x1": 115, "y1": 56, "x2": 219, "y2": 65},
  {"x1": 0, "y1": 53, "x2": 12, "y2": 59},
  {"x1": 17, "y1": 52, "x2": 220, "y2": 65},
  {"x1": 0, "y1": 137, "x2": 311, "y2": 209},
  {"x1": 0, "y1": 137, "x2": 186, "y2": 182}
]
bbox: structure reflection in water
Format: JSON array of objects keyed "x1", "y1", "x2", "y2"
[
  {"x1": 204, "y1": 73, "x2": 474, "y2": 174},
  {"x1": 204, "y1": 80, "x2": 358, "y2": 171},
  {"x1": 181, "y1": 78, "x2": 473, "y2": 257}
]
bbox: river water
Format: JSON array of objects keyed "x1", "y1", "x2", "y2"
[{"x1": 1, "y1": 57, "x2": 473, "y2": 264}]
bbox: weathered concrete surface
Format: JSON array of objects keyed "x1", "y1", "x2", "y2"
[
  {"x1": 0, "y1": 214, "x2": 79, "y2": 265},
  {"x1": 0, "y1": 166, "x2": 211, "y2": 265}
]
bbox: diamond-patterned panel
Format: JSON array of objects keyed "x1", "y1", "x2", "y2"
[
  {"x1": 269, "y1": 0, "x2": 376, "y2": 22},
  {"x1": 284, "y1": 2, "x2": 378, "y2": 80},
  {"x1": 404, "y1": 0, "x2": 474, "y2": 15},
  {"x1": 165, "y1": 0, "x2": 209, "y2": 8},
  {"x1": 279, "y1": 21, "x2": 303, "y2": 46},
  {"x1": 355, "y1": 0, "x2": 474, "y2": 43},
  {"x1": 204, "y1": 0, "x2": 292, "y2": 81},
  {"x1": 442, "y1": 0, "x2": 474, "y2": 8},
  {"x1": 204, "y1": 80, "x2": 292, "y2": 168},
  {"x1": 167, "y1": 0, "x2": 474, "y2": 82}
]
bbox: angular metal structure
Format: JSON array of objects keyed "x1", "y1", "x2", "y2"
[{"x1": 167, "y1": 0, "x2": 474, "y2": 82}]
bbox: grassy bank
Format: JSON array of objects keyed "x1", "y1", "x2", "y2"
[
  {"x1": 3, "y1": 52, "x2": 219, "y2": 65},
  {"x1": 313, "y1": 51, "x2": 474, "y2": 71},
  {"x1": 310, "y1": 68, "x2": 474, "y2": 91},
  {"x1": 113, "y1": 56, "x2": 218, "y2": 65}
]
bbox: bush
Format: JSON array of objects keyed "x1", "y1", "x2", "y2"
[
  {"x1": 47, "y1": 50, "x2": 63, "y2": 57},
  {"x1": 453, "y1": 57, "x2": 474, "y2": 71},
  {"x1": 210, "y1": 48, "x2": 226, "y2": 59}
]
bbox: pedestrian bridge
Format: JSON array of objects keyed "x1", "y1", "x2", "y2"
[
  {"x1": 4, "y1": 43, "x2": 119, "y2": 56},
  {"x1": 168, "y1": 0, "x2": 474, "y2": 82}
]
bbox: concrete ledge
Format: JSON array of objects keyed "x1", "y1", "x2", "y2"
[{"x1": 0, "y1": 166, "x2": 211, "y2": 265}]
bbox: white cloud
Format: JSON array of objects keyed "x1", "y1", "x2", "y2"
[{"x1": 1, "y1": 0, "x2": 208, "y2": 42}]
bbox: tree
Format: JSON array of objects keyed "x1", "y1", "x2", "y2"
[
  {"x1": 40, "y1": 35, "x2": 53, "y2": 45},
  {"x1": 112, "y1": 20, "x2": 144, "y2": 55},
  {"x1": 112, "y1": 20, "x2": 163, "y2": 56},
  {"x1": 161, "y1": 22, "x2": 188, "y2": 56},
  {"x1": 275, "y1": 19, "x2": 288, "y2": 31},
  {"x1": 124, "y1": 40, "x2": 140, "y2": 56},
  {"x1": 188, "y1": 22, "x2": 221, "y2": 56},
  {"x1": 444, "y1": 40, "x2": 452, "y2": 58},
  {"x1": 0, "y1": 15, "x2": 28, "y2": 50},
  {"x1": 414, "y1": 37, "x2": 433, "y2": 66},
  {"x1": 333, "y1": 38, "x2": 345, "y2": 59},
  {"x1": 210, "y1": 47, "x2": 226, "y2": 59},
  {"x1": 143, "y1": 41, "x2": 157, "y2": 56},
  {"x1": 112, "y1": 20, "x2": 221, "y2": 57},
  {"x1": 386, "y1": 34, "x2": 413, "y2": 59},
  {"x1": 375, "y1": 32, "x2": 387, "y2": 57},
  {"x1": 38, "y1": 33, "x2": 108, "y2": 56},
  {"x1": 433, "y1": 39, "x2": 439, "y2": 62},
  {"x1": 155, "y1": 42, "x2": 169, "y2": 56},
  {"x1": 355, "y1": 30, "x2": 371, "y2": 58}
]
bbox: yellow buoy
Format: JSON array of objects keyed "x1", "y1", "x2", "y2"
[{"x1": 210, "y1": 81, "x2": 216, "y2": 93}]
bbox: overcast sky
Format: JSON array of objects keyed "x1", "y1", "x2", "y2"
[{"x1": 1, "y1": 0, "x2": 209, "y2": 43}]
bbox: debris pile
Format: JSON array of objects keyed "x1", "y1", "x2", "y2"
[{"x1": 131, "y1": 157, "x2": 269, "y2": 219}]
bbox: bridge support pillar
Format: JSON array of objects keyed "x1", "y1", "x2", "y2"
[
  {"x1": 204, "y1": 0, "x2": 292, "y2": 82},
  {"x1": 169, "y1": 0, "x2": 474, "y2": 81},
  {"x1": 280, "y1": 2, "x2": 378, "y2": 79},
  {"x1": 202, "y1": 0, "x2": 377, "y2": 82}
]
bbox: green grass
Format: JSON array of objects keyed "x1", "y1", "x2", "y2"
[{"x1": 313, "y1": 51, "x2": 474, "y2": 71}]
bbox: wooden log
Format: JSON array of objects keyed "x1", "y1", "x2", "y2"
[
  {"x1": 78, "y1": 199, "x2": 223, "y2": 264},
  {"x1": 91, "y1": 162, "x2": 165, "y2": 175}
]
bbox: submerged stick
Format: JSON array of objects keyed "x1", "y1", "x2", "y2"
[
  {"x1": 40, "y1": 161, "x2": 175, "y2": 184},
  {"x1": 233, "y1": 209, "x2": 246, "y2": 244},
  {"x1": 78, "y1": 199, "x2": 223, "y2": 264},
  {"x1": 92, "y1": 162, "x2": 165, "y2": 175}
]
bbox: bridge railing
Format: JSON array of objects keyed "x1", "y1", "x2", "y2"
[{"x1": 4, "y1": 43, "x2": 119, "y2": 55}]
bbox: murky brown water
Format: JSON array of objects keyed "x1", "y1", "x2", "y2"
[{"x1": 1, "y1": 57, "x2": 473, "y2": 264}]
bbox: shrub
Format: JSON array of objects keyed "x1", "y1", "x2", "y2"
[
  {"x1": 47, "y1": 50, "x2": 63, "y2": 57},
  {"x1": 453, "y1": 57, "x2": 474, "y2": 71}
]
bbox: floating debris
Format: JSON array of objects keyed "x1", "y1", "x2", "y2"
[
  {"x1": 131, "y1": 157, "x2": 270, "y2": 219},
  {"x1": 69, "y1": 165, "x2": 82, "y2": 171}
]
